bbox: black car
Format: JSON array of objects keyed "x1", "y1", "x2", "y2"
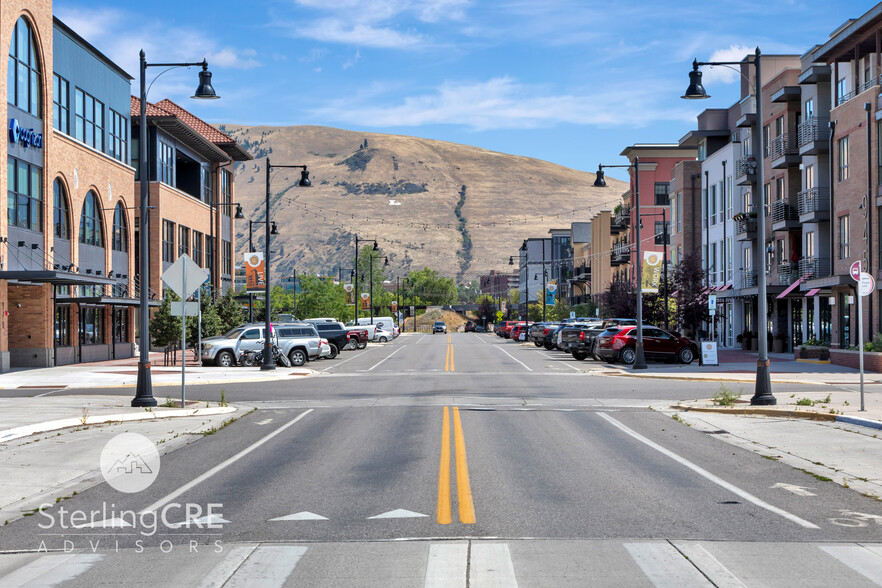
[{"x1": 304, "y1": 320, "x2": 349, "y2": 359}]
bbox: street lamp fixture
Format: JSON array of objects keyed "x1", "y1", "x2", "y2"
[
  {"x1": 132, "y1": 51, "x2": 221, "y2": 408},
  {"x1": 595, "y1": 160, "x2": 649, "y2": 369},
  {"x1": 263, "y1": 158, "x2": 310, "y2": 370},
  {"x1": 683, "y1": 48, "x2": 774, "y2": 406}
]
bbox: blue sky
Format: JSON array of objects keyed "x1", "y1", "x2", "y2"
[{"x1": 55, "y1": 0, "x2": 871, "y2": 181}]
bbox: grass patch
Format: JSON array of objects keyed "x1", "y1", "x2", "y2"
[
  {"x1": 796, "y1": 468, "x2": 832, "y2": 482},
  {"x1": 712, "y1": 384, "x2": 741, "y2": 407},
  {"x1": 796, "y1": 397, "x2": 813, "y2": 406},
  {"x1": 760, "y1": 455, "x2": 779, "y2": 461}
]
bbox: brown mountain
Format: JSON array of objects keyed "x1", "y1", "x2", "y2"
[{"x1": 218, "y1": 125, "x2": 626, "y2": 284}]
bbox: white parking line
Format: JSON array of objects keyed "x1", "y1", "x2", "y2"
[
  {"x1": 598, "y1": 413, "x2": 820, "y2": 529},
  {"x1": 319, "y1": 346, "x2": 380, "y2": 371},
  {"x1": 139, "y1": 409, "x2": 314, "y2": 514},
  {"x1": 0, "y1": 554, "x2": 104, "y2": 588},
  {"x1": 493, "y1": 345, "x2": 533, "y2": 372},
  {"x1": 367, "y1": 345, "x2": 406, "y2": 371}
]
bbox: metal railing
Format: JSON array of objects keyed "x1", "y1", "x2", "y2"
[
  {"x1": 797, "y1": 117, "x2": 830, "y2": 147},
  {"x1": 611, "y1": 238, "x2": 631, "y2": 262},
  {"x1": 735, "y1": 157, "x2": 757, "y2": 178},
  {"x1": 573, "y1": 264, "x2": 591, "y2": 279},
  {"x1": 797, "y1": 187, "x2": 830, "y2": 216},
  {"x1": 778, "y1": 262, "x2": 798, "y2": 285},
  {"x1": 737, "y1": 271, "x2": 757, "y2": 289},
  {"x1": 614, "y1": 206, "x2": 630, "y2": 226},
  {"x1": 798, "y1": 257, "x2": 830, "y2": 280},
  {"x1": 734, "y1": 216, "x2": 757, "y2": 235},
  {"x1": 768, "y1": 133, "x2": 798, "y2": 160},
  {"x1": 771, "y1": 198, "x2": 798, "y2": 225},
  {"x1": 837, "y1": 76, "x2": 881, "y2": 107}
]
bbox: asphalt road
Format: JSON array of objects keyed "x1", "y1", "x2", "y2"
[{"x1": 2, "y1": 333, "x2": 881, "y2": 586}]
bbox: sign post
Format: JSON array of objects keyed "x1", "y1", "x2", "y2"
[
  {"x1": 857, "y1": 270, "x2": 875, "y2": 412},
  {"x1": 161, "y1": 255, "x2": 209, "y2": 408}
]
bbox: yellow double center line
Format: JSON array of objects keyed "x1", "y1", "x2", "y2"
[
  {"x1": 436, "y1": 406, "x2": 476, "y2": 524},
  {"x1": 445, "y1": 333, "x2": 454, "y2": 371}
]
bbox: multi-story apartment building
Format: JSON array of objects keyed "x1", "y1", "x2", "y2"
[
  {"x1": 588, "y1": 210, "x2": 616, "y2": 305},
  {"x1": 479, "y1": 270, "x2": 517, "y2": 302},
  {"x1": 568, "y1": 222, "x2": 591, "y2": 306},
  {"x1": 547, "y1": 228, "x2": 572, "y2": 303},
  {"x1": 517, "y1": 237, "x2": 551, "y2": 318}
]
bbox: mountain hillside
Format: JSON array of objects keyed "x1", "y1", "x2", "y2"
[{"x1": 218, "y1": 125, "x2": 626, "y2": 284}]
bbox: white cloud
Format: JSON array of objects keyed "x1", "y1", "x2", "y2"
[
  {"x1": 700, "y1": 45, "x2": 755, "y2": 84},
  {"x1": 294, "y1": 19, "x2": 422, "y2": 49},
  {"x1": 342, "y1": 49, "x2": 362, "y2": 70},
  {"x1": 309, "y1": 77, "x2": 696, "y2": 130}
]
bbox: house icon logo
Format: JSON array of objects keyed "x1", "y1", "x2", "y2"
[{"x1": 100, "y1": 433, "x2": 160, "y2": 493}]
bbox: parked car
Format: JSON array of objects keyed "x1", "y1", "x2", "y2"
[
  {"x1": 433, "y1": 321, "x2": 447, "y2": 334},
  {"x1": 509, "y1": 323, "x2": 533, "y2": 342},
  {"x1": 302, "y1": 320, "x2": 350, "y2": 359},
  {"x1": 561, "y1": 318, "x2": 634, "y2": 358},
  {"x1": 345, "y1": 327, "x2": 370, "y2": 349},
  {"x1": 275, "y1": 322, "x2": 323, "y2": 366},
  {"x1": 474, "y1": 325, "x2": 485, "y2": 333},
  {"x1": 529, "y1": 323, "x2": 559, "y2": 346},
  {"x1": 464, "y1": 321, "x2": 475, "y2": 332},
  {"x1": 594, "y1": 326, "x2": 698, "y2": 365},
  {"x1": 374, "y1": 327, "x2": 394, "y2": 342},
  {"x1": 497, "y1": 321, "x2": 524, "y2": 338},
  {"x1": 202, "y1": 323, "x2": 276, "y2": 367},
  {"x1": 318, "y1": 338, "x2": 333, "y2": 359}
]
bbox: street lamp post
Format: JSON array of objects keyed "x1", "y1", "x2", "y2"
[
  {"x1": 248, "y1": 219, "x2": 277, "y2": 323},
  {"x1": 520, "y1": 241, "x2": 529, "y2": 320},
  {"x1": 682, "y1": 48, "x2": 775, "y2": 405},
  {"x1": 594, "y1": 160, "x2": 648, "y2": 369},
  {"x1": 262, "y1": 158, "x2": 310, "y2": 370},
  {"x1": 132, "y1": 51, "x2": 220, "y2": 408}
]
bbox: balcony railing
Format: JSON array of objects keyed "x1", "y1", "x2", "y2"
[
  {"x1": 737, "y1": 270, "x2": 757, "y2": 289},
  {"x1": 572, "y1": 264, "x2": 591, "y2": 279},
  {"x1": 768, "y1": 134, "x2": 798, "y2": 160},
  {"x1": 771, "y1": 198, "x2": 798, "y2": 225},
  {"x1": 837, "y1": 75, "x2": 881, "y2": 107},
  {"x1": 735, "y1": 157, "x2": 757, "y2": 178},
  {"x1": 734, "y1": 215, "x2": 757, "y2": 236},
  {"x1": 611, "y1": 239, "x2": 631, "y2": 264},
  {"x1": 797, "y1": 187, "x2": 830, "y2": 216},
  {"x1": 614, "y1": 206, "x2": 630, "y2": 226},
  {"x1": 778, "y1": 262, "x2": 798, "y2": 285},
  {"x1": 799, "y1": 257, "x2": 830, "y2": 280},
  {"x1": 797, "y1": 117, "x2": 830, "y2": 147}
]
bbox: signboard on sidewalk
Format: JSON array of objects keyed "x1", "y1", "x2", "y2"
[{"x1": 701, "y1": 341, "x2": 718, "y2": 366}]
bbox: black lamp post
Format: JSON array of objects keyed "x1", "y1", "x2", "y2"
[
  {"x1": 683, "y1": 48, "x2": 774, "y2": 405},
  {"x1": 594, "y1": 160, "x2": 648, "y2": 369},
  {"x1": 520, "y1": 241, "x2": 529, "y2": 320},
  {"x1": 132, "y1": 51, "x2": 220, "y2": 408},
  {"x1": 262, "y1": 159, "x2": 310, "y2": 370},
  {"x1": 247, "y1": 219, "x2": 277, "y2": 323}
]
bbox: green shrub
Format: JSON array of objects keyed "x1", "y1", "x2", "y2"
[{"x1": 712, "y1": 384, "x2": 741, "y2": 407}]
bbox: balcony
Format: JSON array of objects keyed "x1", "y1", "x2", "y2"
[
  {"x1": 734, "y1": 214, "x2": 757, "y2": 241},
  {"x1": 799, "y1": 257, "x2": 830, "y2": 281},
  {"x1": 771, "y1": 198, "x2": 799, "y2": 232},
  {"x1": 797, "y1": 117, "x2": 829, "y2": 155},
  {"x1": 737, "y1": 270, "x2": 757, "y2": 289},
  {"x1": 778, "y1": 262, "x2": 798, "y2": 285},
  {"x1": 769, "y1": 134, "x2": 800, "y2": 169},
  {"x1": 734, "y1": 156, "x2": 757, "y2": 186},
  {"x1": 836, "y1": 75, "x2": 880, "y2": 107},
  {"x1": 611, "y1": 238, "x2": 631, "y2": 266},
  {"x1": 797, "y1": 187, "x2": 830, "y2": 223},
  {"x1": 736, "y1": 95, "x2": 756, "y2": 128},
  {"x1": 610, "y1": 206, "x2": 630, "y2": 234},
  {"x1": 572, "y1": 264, "x2": 591, "y2": 280}
]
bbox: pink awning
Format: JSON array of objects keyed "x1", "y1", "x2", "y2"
[
  {"x1": 777, "y1": 277, "x2": 804, "y2": 299},
  {"x1": 719, "y1": 283, "x2": 732, "y2": 291},
  {"x1": 805, "y1": 288, "x2": 820, "y2": 297}
]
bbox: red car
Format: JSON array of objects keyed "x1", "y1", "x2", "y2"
[
  {"x1": 496, "y1": 321, "x2": 525, "y2": 339},
  {"x1": 594, "y1": 326, "x2": 698, "y2": 365},
  {"x1": 509, "y1": 323, "x2": 533, "y2": 342}
]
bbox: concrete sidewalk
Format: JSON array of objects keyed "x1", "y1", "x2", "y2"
[{"x1": 0, "y1": 351, "x2": 312, "y2": 390}]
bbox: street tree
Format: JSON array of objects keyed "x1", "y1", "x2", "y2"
[
  {"x1": 407, "y1": 267, "x2": 457, "y2": 305},
  {"x1": 673, "y1": 251, "x2": 707, "y2": 338}
]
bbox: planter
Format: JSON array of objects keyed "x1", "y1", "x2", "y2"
[
  {"x1": 796, "y1": 345, "x2": 829, "y2": 360},
  {"x1": 741, "y1": 339, "x2": 751, "y2": 351},
  {"x1": 750, "y1": 339, "x2": 758, "y2": 351},
  {"x1": 829, "y1": 348, "x2": 882, "y2": 372},
  {"x1": 773, "y1": 339, "x2": 786, "y2": 353}
]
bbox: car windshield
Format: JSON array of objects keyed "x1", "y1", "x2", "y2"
[{"x1": 221, "y1": 327, "x2": 245, "y2": 339}]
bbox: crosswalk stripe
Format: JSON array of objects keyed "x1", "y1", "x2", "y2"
[
  {"x1": 469, "y1": 543, "x2": 518, "y2": 587},
  {"x1": 819, "y1": 545, "x2": 882, "y2": 585},
  {"x1": 0, "y1": 553, "x2": 103, "y2": 588},
  {"x1": 223, "y1": 545, "x2": 308, "y2": 588},
  {"x1": 671, "y1": 542, "x2": 746, "y2": 588},
  {"x1": 624, "y1": 542, "x2": 712, "y2": 587},
  {"x1": 424, "y1": 543, "x2": 467, "y2": 588},
  {"x1": 196, "y1": 545, "x2": 258, "y2": 588}
]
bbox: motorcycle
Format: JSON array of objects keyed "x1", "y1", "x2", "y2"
[{"x1": 239, "y1": 344, "x2": 290, "y2": 367}]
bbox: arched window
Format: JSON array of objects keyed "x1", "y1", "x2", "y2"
[
  {"x1": 53, "y1": 180, "x2": 69, "y2": 239},
  {"x1": 7, "y1": 17, "x2": 41, "y2": 116},
  {"x1": 79, "y1": 191, "x2": 103, "y2": 247},
  {"x1": 112, "y1": 203, "x2": 127, "y2": 252}
]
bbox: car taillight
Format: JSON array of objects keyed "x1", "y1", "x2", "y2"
[
  {"x1": 544, "y1": 328, "x2": 549, "y2": 335},
  {"x1": 321, "y1": 339, "x2": 328, "y2": 345},
  {"x1": 579, "y1": 332, "x2": 585, "y2": 341}
]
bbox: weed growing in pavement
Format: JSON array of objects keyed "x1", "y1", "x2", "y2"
[
  {"x1": 671, "y1": 413, "x2": 690, "y2": 426},
  {"x1": 829, "y1": 408, "x2": 837, "y2": 414},
  {"x1": 219, "y1": 389, "x2": 228, "y2": 408},
  {"x1": 823, "y1": 394, "x2": 832, "y2": 403},
  {"x1": 790, "y1": 394, "x2": 796, "y2": 398},
  {"x1": 760, "y1": 455, "x2": 779, "y2": 461},
  {"x1": 712, "y1": 384, "x2": 741, "y2": 407},
  {"x1": 844, "y1": 400, "x2": 850, "y2": 406},
  {"x1": 796, "y1": 398, "x2": 813, "y2": 406},
  {"x1": 79, "y1": 408, "x2": 89, "y2": 425},
  {"x1": 162, "y1": 395, "x2": 175, "y2": 408},
  {"x1": 797, "y1": 467, "x2": 832, "y2": 482}
]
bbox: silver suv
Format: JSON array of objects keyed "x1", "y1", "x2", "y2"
[
  {"x1": 433, "y1": 321, "x2": 447, "y2": 334},
  {"x1": 275, "y1": 323, "x2": 322, "y2": 366},
  {"x1": 202, "y1": 324, "x2": 274, "y2": 367}
]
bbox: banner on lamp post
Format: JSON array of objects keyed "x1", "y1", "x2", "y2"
[
  {"x1": 360, "y1": 292, "x2": 370, "y2": 310},
  {"x1": 244, "y1": 253, "x2": 266, "y2": 292},
  {"x1": 545, "y1": 282, "x2": 557, "y2": 306},
  {"x1": 391, "y1": 300, "x2": 398, "y2": 313},
  {"x1": 344, "y1": 283, "x2": 355, "y2": 305},
  {"x1": 641, "y1": 251, "x2": 662, "y2": 294}
]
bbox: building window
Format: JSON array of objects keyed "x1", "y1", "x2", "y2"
[
  {"x1": 193, "y1": 231, "x2": 203, "y2": 267},
  {"x1": 710, "y1": 184, "x2": 717, "y2": 224},
  {"x1": 112, "y1": 203, "x2": 127, "y2": 252},
  {"x1": 55, "y1": 305, "x2": 71, "y2": 346},
  {"x1": 131, "y1": 137, "x2": 139, "y2": 180},
  {"x1": 837, "y1": 78, "x2": 847, "y2": 102},
  {"x1": 840, "y1": 293, "x2": 851, "y2": 348},
  {"x1": 162, "y1": 220, "x2": 175, "y2": 262},
  {"x1": 109, "y1": 110, "x2": 127, "y2": 162},
  {"x1": 805, "y1": 231, "x2": 815, "y2": 259},
  {"x1": 763, "y1": 183, "x2": 771, "y2": 214},
  {"x1": 839, "y1": 215, "x2": 849, "y2": 259},
  {"x1": 654, "y1": 221, "x2": 669, "y2": 246},
  {"x1": 221, "y1": 169, "x2": 232, "y2": 206},
  {"x1": 53, "y1": 179, "x2": 69, "y2": 239},
  {"x1": 113, "y1": 307, "x2": 128, "y2": 343},
  {"x1": 222, "y1": 239, "x2": 232, "y2": 276},
  {"x1": 201, "y1": 166, "x2": 212, "y2": 204},
  {"x1": 654, "y1": 182, "x2": 669, "y2": 206},
  {"x1": 775, "y1": 116, "x2": 784, "y2": 137},
  {"x1": 53, "y1": 74, "x2": 69, "y2": 133},
  {"x1": 765, "y1": 241, "x2": 773, "y2": 274},
  {"x1": 179, "y1": 225, "x2": 190, "y2": 257},
  {"x1": 7, "y1": 157, "x2": 42, "y2": 231},
  {"x1": 80, "y1": 306, "x2": 104, "y2": 345},
  {"x1": 74, "y1": 89, "x2": 104, "y2": 151},
  {"x1": 159, "y1": 140, "x2": 174, "y2": 185},
  {"x1": 7, "y1": 17, "x2": 41, "y2": 117},
  {"x1": 206, "y1": 236, "x2": 215, "y2": 279},
  {"x1": 78, "y1": 192, "x2": 103, "y2": 247},
  {"x1": 763, "y1": 125, "x2": 770, "y2": 158},
  {"x1": 776, "y1": 177, "x2": 784, "y2": 201},
  {"x1": 776, "y1": 238, "x2": 785, "y2": 265},
  {"x1": 838, "y1": 136, "x2": 849, "y2": 181}
]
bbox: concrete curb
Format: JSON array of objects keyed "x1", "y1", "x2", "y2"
[
  {"x1": 603, "y1": 371, "x2": 821, "y2": 385},
  {"x1": 669, "y1": 404, "x2": 838, "y2": 421},
  {"x1": 0, "y1": 369, "x2": 315, "y2": 390},
  {"x1": 835, "y1": 414, "x2": 882, "y2": 431},
  {"x1": 0, "y1": 405, "x2": 238, "y2": 443}
]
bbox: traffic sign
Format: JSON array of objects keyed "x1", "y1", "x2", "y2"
[
  {"x1": 851, "y1": 261, "x2": 862, "y2": 282},
  {"x1": 859, "y1": 272, "x2": 876, "y2": 297},
  {"x1": 708, "y1": 294, "x2": 717, "y2": 311},
  {"x1": 162, "y1": 254, "x2": 208, "y2": 299},
  {"x1": 171, "y1": 301, "x2": 199, "y2": 316}
]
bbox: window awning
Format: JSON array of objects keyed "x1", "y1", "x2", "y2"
[
  {"x1": 0, "y1": 270, "x2": 116, "y2": 286},
  {"x1": 805, "y1": 288, "x2": 821, "y2": 297},
  {"x1": 56, "y1": 295, "x2": 160, "y2": 307},
  {"x1": 777, "y1": 277, "x2": 804, "y2": 299}
]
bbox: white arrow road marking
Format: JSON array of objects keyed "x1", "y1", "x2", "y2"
[
  {"x1": 76, "y1": 518, "x2": 133, "y2": 528},
  {"x1": 269, "y1": 512, "x2": 328, "y2": 521},
  {"x1": 255, "y1": 419, "x2": 273, "y2": 426},
  {"x1": 368, "y1": 509, "x2": 428, "y2": 519},
  {"x1": 168, "y1": 514, "x2": 230, "y2": 529},
  {"x1": 771, "y1": 483, "x2": 816, "y2": 496}
]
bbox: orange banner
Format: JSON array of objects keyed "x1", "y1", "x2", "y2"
[
  {"x1": 244, "y1": 253, "x2": 265, "y2": 292},
  {"x1": 360, "y1": 293, "x2": 370, "y2": 310},
  {"x1": 344, "y1": 283, "x2": 355, "y2": 305}
]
